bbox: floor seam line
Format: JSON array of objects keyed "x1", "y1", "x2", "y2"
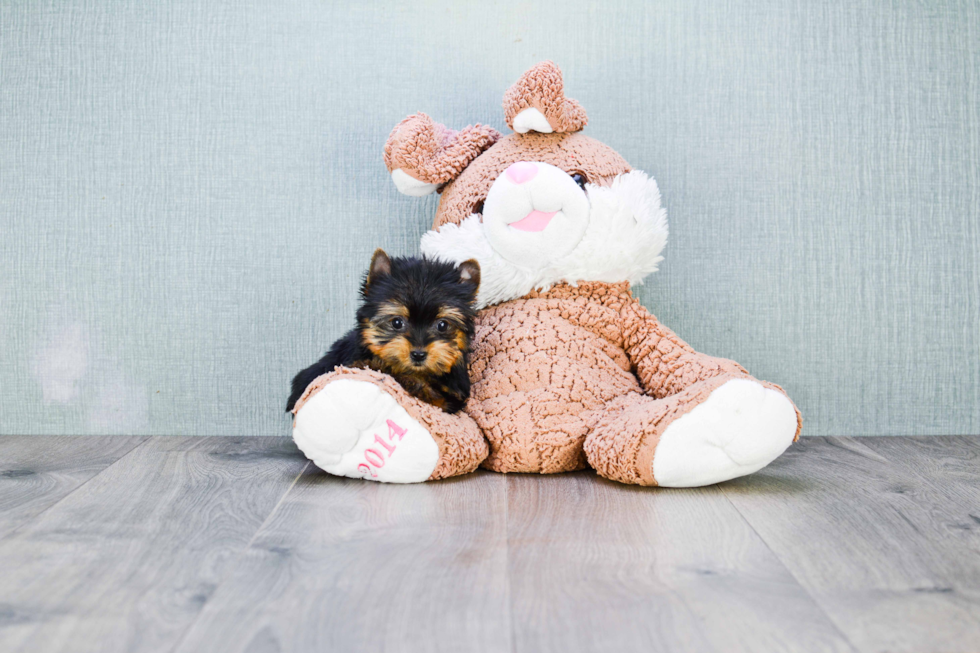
[
  {"x1": 0, "y1": 435, "x2": 151, "y2": 546},
  {"x1": 861, "y1": 436, "x2": 977, "y2": 501},
  {"x1": 165, "y1": 458, "x2": 310, "y2": 653},
  {"x1": 245, "y1": 460, "x2": 310, "y2": 550},
  {"x1": 504, "y1": 475, "x2": 515, "y2": 653},
  {"x1": 718, "y1": 472, "x2": 863, "y2": 653}
]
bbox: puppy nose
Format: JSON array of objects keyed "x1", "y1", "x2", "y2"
[
  {"x1": 410, "y1": 350, "x2": 427, "y2": 363},
  {"x1": 505, "y1": 161, "x2": 538, "y2": 185}
]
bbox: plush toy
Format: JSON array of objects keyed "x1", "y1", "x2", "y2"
[{"x1": 291, "y1": 61, "x2": 801, "y2": 486}]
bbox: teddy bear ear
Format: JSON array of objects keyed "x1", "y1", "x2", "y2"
[
  {"x1": 383, "y1": 112, "x2": 501, "y2": 197},
  {"x1": 503, "y1": 61, "x2": 588, "y2": 134}
]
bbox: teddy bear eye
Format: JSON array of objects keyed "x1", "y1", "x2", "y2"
[
  {"x1": 472, "y1": 199, "x2": 485, "y2": 215},
  {"x1": 571, "y1": 173, "x2": 588, "y2": 189}
]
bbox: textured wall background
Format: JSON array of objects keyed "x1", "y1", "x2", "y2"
[{"x1": 1, "y1": 0, "x2": 977, "y2": 436}]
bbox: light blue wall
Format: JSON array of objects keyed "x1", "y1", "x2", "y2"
[{"x1": 1, "y1": 0, "x2": 977, "y2": 436}]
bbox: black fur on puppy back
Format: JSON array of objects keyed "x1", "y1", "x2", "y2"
[{"x1": 286, "y1": 252, "x2": 480, "y2": 413}]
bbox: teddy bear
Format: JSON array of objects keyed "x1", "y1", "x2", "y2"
[{"x1": 290, "y1": 61, "x2": 801, "y2": 487}]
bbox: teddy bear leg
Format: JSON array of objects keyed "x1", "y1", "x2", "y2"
[
  {"x1": 584, "y1": 375, "x2": 800, "y2": 487},
  {"x1": 291, "y1": 367, "x2": 488, "y2": 483},
  {"x1": 464, "y1": 389, "x2": 591, "y2": 474}
]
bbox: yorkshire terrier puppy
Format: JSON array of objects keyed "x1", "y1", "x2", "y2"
[{"x1": 286, "y1": 249, "x2": 480, "y2": 414}]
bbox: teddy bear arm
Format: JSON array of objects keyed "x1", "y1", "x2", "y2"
[
  {"x1": 624, "y1": 303, "x2": 749, "y2": 399},
  {"x1": 292, "y1": 367, "x2": 489, "y2": 482}
]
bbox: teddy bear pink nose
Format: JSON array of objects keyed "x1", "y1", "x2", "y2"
[{"x1": 505, "y1": 161, "x2": 538, "y2": 185}]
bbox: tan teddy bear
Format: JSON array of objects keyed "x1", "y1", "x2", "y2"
[{"x1": 291, "y1": 61, "x2": 801, "y2": 487}]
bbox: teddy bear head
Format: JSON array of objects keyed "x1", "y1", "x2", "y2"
[{"x1": 384, "y1": 61, "x2": 668, "y2": 308}]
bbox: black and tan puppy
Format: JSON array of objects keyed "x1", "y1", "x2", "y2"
[{"x1": 286, "y1": 250, "x2": 480, "y2": 414}]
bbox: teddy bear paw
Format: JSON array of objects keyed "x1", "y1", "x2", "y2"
[
  {"x1": 652, "y1": 378, "x2": 798, "y2": 487},
  {"x1": 292, "y1": 379, "x2": 439, "y2": 483}
]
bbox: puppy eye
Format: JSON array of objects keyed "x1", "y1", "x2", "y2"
[
  {"x1": 472, "y1": 199, "x2": 485, "y2": 215},
  {"x1": 390, "y1": 317, "x2": 405, "y2": 330},
  {"x1": 571, "y1": 173, "x2": 588, "y2": 189},
  {"x1": 436, "y1": 320, "x2": 449, "y2": 333}
]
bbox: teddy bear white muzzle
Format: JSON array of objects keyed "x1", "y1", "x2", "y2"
[{"x1": 482, "y1": 161, "x2": 590, "y2": 266}]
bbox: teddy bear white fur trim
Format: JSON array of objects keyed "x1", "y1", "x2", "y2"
[{"x1": 421, "y1": 170, "x2": 668, "y2": 308}]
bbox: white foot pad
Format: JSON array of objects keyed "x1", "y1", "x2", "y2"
[
  {"x1": 653, "y1": 379, "x2": 797, "y2": 488},
  {"x1": 292, "y1": 379, "x2": 439, "y2": 483}
]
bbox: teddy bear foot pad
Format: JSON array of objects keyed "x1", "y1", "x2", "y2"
[
  {"x1": 653, "y1": 379, "x2": 798, "y2": 487},
  {"x1": 292, "y1": 379, "x2": 440, "y2": 483}
]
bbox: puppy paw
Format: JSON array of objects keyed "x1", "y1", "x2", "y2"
[{"x1": 292, "y1": 379, "x2": 439, "y2": 483}]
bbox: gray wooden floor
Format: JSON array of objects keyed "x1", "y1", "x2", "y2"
[{"x1": 1, "y1": 436, "x2": 979, "y2": 653}]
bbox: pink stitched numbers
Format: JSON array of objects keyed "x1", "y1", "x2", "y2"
[{"x1": 356, "y1": 419, "x2": 409, "y2": 478}]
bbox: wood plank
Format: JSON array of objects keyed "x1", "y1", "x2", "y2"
[
  {"x1": 0, "y1": 435, "x2": 146, "y2": 541},
  {"x1": 862, "y1": 436, "x2": 980, "y2": 509},
  {"x1": 2, "y1": 435, "x2": 976, "y2": 653},
  {"x1": 0, "y1": 436, "x2": 308, "y2": 653},
  {"x1": 505, "y1": 471, "x2": 855, "y2": 653},
  {"x1": 173, "y1": 468, "x2": 511, "y2": 653},
  {"x1": 722, "y1": 437, "x2": 980, "y2": 653}
]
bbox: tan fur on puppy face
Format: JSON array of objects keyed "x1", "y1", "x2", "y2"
[
  {"x1": 437, "y1": 306, "x2": 468, "y2": 330},
  {"x1": 363, "y1": 334, "x2": 413, "y2": 373},
  {"x1": 360, "y1": 303, "x2": 410, "y2": 362},
  {"x1": 375, "y1": 302, "x2": 410, "y2": 319},
  {"x1": 437, "y1": 306, "x2": 465, "y2": 320},
  {"x1": 362, "y1": 330, "x2": 466, "y2": 378},
  {"x1": 424, "y1": 339, "x2": 464, "y2": 375}
]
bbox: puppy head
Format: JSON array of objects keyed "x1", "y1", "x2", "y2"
[{"x1": 358, "y1": 250, "x2": 480, "y2": 375}]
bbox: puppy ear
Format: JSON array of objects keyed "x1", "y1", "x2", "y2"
[
  {"x1": 383, "y1": 113, "x2": 501, "y2": 196},
  {"x1": 457, "y1": 259, "x2": 481, "y2": 295},
  {"x1": 503, "y1": 61, "x2": 588, "y2": 134},
  {"x1": 366, "y1": 249, "x2": 392, "y2": 287}
]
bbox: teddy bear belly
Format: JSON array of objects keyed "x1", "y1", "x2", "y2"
[
  {"x1": 466, "y1": 302, "x2": 642, "y2": 473},
  {"x1": 470, "y1": 304, "x2": 640, "y2": 401}
]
